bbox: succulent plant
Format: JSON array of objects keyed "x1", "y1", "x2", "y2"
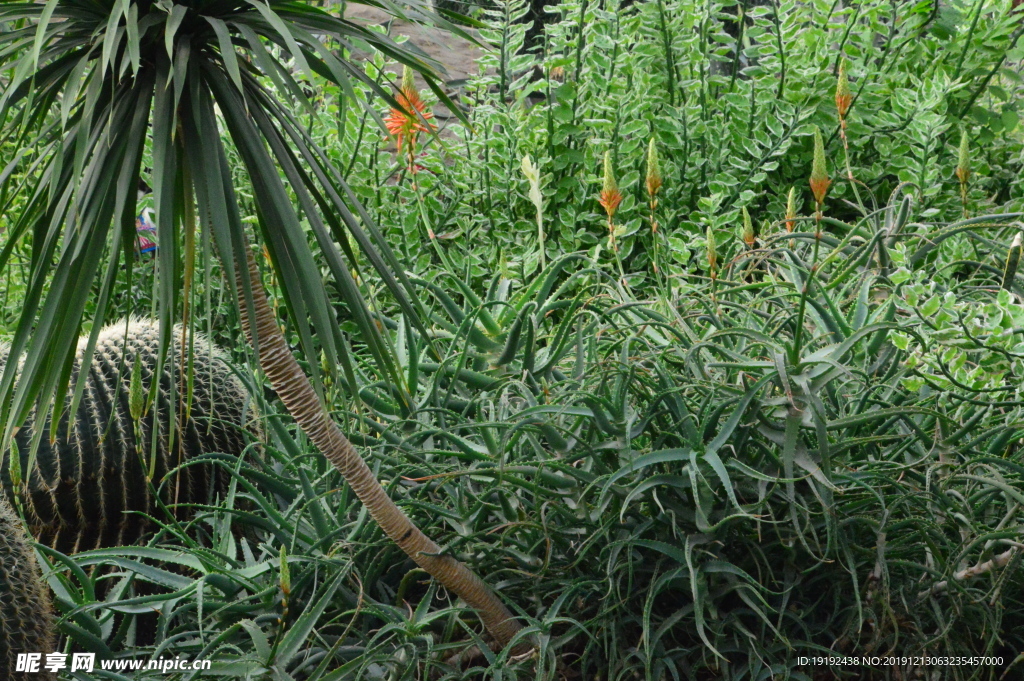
[
  {"x1": 0, "y1": 497, "x2": 54, "y2": 680},
  {"x1": 0, "y1": 319, "x2": 254, "y2": 553}
]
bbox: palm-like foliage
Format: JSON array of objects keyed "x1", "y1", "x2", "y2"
[{"x1": 0, "y1": 0, "x2": 523, "y2": 651}]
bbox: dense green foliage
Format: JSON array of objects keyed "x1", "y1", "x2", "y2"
[
  {"x1": 1, "y1": 0, "x2": 1024, "y2": 679},
  {"x1": 328, "y1": 0, "x2": 1024, "y2": 282}
]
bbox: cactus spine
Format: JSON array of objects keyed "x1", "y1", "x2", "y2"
[
  {"x1": 0, "y1": 319, "x2": 252, "y2": 553},
  {"x1": 0, "y1": 497, "x2": 54, "y2": 680}
]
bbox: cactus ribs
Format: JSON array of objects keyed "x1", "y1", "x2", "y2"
[{"x1": 0, "y1": 319, "x2": 254, "y2": 554}]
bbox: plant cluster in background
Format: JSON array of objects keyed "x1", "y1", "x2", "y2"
[{"x1": 316, "y1": 0, "x2": 1024, "y2": 292}]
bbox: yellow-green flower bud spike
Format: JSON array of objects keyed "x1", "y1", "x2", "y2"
[
  {"x1": 1002, "y1": 232, "x2": 1022, "y2": 291},
  {"x1": 741, "y1": 206, "x2": 755, "y2": 247},
  {"x1": 646, "y1": 138, "x2": 662, "y2": 197},
  {"x1": 835, "y1": 59, "x2": 852, "y2": 118},
  {"x1": 521, "y1": 155, "x2": 543, "y2": 211},
  {"x1": 809, "y1": 126, "x2": 830, "y2": 205},
  {"x1": 279, "y1": 544, "x2": 291, "y2": 597},
  {"x1": 602, "y1": 150, "x2": 617, "y2": 195},
  {"x1": 706, "y1": 225, "x2": 717, "y2": 273},
  {"x1": 785, "y1": 186, "x2": 797, "y2": 233},
  {"x1": 956, "y1": 129, "x2": 971, "y2": 184},
  {"x1": 400, "y1": 64, "x2": 415, "y2": 96},
  {"x1": 521, "y1": 155, "x2": 545, "y2": 268}
]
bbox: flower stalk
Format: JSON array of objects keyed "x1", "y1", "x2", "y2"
[
  {"x1": 956, "y1": 129, "x2": 971, "y2": 218},
  {"x1": 741, "y1": 206, "x2": 755, "y2": 249},
  {"x1": 1002, "y1": 232, "x2": 1022, "y2": 291},
  {"x1": 834, "y1": 60, "x2": 866, "y2": 215},
  {"x1": 646, "y1": 137, "x2": 663, "y2": 276},
  {"x1": 809, "y1": 126, "x2": 830, "y2": 229},
  {"x1": 706, "y1": 224, "x2": 718, "y2": 309},
  {"x1": 384, "y1": 66, "x2": 449, "y2": 267},
  {"x1": 598, "y1": 149, "x2": 628, "y2": 287},
  {"x1": 785, "y1": 186, "x2": 797, "y2": 249},
  {"x1": 835, "y1": 59, "x2": 852, "y2": 154},
  {"x1": 384, "y1": 66, "x2": 435, "y2": 177},
  {"x1": 706, "y1": 224, "x2": 717, "y2": 280},
  {"x1": 599, "y1": 150, "x2": 623, "y2": 250},
  {"x1": 785, "y1": 187, "x2": 797, "y2": 234},
  {"x1": 795, "y1": 128, "x2": 831, "y2": 365},
  {"x1": 521, "y1": 155, "x2": 545, "y2": 269}
]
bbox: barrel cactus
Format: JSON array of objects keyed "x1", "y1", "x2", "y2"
[
  {"x1": 0, "y1": 497, "x2": 54, "y2": 680},
  {"x1": 0, "y1": 319, "x2": 253, "y2": 553}
]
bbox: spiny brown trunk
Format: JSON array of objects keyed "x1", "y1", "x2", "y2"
[{"x1": 235, "y1": 245, "x2": 523, "y2": 650}]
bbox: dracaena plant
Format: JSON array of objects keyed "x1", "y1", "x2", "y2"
[{"x1": 0, "y1": 0, "x2": 526, "y2": 652}]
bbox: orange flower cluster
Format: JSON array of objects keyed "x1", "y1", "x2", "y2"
[
  {"x1": 384, "y1": 66, "x2": 435, "y2": 157},
  {"x1": 598, "y1": 188, "x2": 622, "y2": 217}
]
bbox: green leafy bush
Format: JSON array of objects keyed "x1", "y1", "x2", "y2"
[
  {"x1": 33, "y1": 202, "x2": 1024, "y2": 677},
  {"x1": 324, "y1": 0, "x2": 1024, "y2": 288}
]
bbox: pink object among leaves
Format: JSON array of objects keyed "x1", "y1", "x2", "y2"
[{"x1": 135, "y1": 208, "x2": 157, "y2": 254}]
